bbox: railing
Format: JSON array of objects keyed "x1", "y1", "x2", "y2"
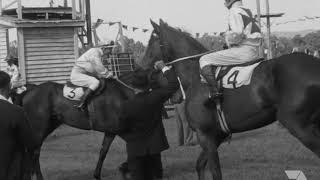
[{"x1": 102, "y1": 53, "x2": 135, "y2": 77}]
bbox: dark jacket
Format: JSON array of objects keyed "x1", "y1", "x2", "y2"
[
  {"x1": 0, "y1": 100, "x2": 39, "y2": 180},
  {"x1": 120, "y1": 68, "x2": 179, "y2": 157}
]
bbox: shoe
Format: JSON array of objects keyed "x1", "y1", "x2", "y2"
[{"x1": 77, "y1": 89, "x2": 93, "y2": 110}]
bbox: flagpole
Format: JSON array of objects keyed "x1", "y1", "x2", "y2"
[
  {"x1": 256, "y1": 0, "x2": 263, "y2": 57},
  {"x1": 265, "y1": 0, "x2": 272, "y2": 59}
]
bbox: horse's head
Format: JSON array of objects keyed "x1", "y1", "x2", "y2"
[
  {"x1": 146, "y1": 19, "x2": 207, "y2": 89},
  {"x1": 140, "y1": 22, "x2": 163, "y2": 69},
  {"x1": 151, "y1": 19, "x2": 207, "y2": 62}
]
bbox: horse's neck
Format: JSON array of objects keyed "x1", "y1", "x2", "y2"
[{"x1": 174, "y1": 58, "x2": 202, "y2": 91}]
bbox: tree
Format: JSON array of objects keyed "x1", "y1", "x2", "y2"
[
  {"x1": 303, "y1": 31, "x2": 320, "y2": 51},
  {"x1": 196, "y1": 33, "x2": 225, "y2": 51},
  {"x1": 113, "y1": 36, "x2": 146, "y2": 60}
]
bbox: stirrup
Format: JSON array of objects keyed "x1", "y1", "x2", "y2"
[{"x1": 75, "y1": 101, "x2": 86, "y2": 111}]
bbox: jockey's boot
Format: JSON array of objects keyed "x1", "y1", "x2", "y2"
[
  {"x1": 77, "y1": 88, "x2": 94, "y2": 110},
  {"x1": 201, "y1": 65, "x2": 222, "y2": 105}
]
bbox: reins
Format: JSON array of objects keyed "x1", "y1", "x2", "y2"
[
  {"x1": 114, "y1": 78, "x2": 137, "y2": 92},
  {"x1": 165, "y1": 50, "x2": 216, "y2": 65}
]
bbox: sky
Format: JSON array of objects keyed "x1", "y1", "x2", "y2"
[
  {"x1": 91, "y1": 0, "x2": 320, "y2": 44},
  {"x1": 3, "y1": 0, "x2": 320, "y2": 44}
]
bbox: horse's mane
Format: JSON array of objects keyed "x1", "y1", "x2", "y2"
[{"x1": 167, "y1": 25, "x2": 208, "y2": 52}]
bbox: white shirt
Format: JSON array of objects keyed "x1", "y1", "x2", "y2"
[
  {"x1": 75, "y1": 48, "x2": 108, "y2": 77},
  {"x1": 6, "y1": 64, "x2": 19, "y2": 83},
  {"x1": 226, "y1": 3, "x2": 262, "y2": 46}
]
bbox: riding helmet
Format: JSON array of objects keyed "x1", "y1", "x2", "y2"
[{"x1": 224, "y1": 0, "x2": 241, "y2": 8}]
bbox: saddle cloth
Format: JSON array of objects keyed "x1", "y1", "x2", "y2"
[
  {"x1": 201, "y1": 62, "x2": 261, "y2": 89},
  {"x1": 216, "y1": 62, "x2": 260, "y2": 89},
  {"x1": 63, "y1": 83, "x2": 85, "y2": 101}
]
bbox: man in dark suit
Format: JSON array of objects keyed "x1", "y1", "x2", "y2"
[
  {"x1": 0, "y1": 71, "x2": 39, "y2": 180},
  {"x1": 119, "y1": 61, "x2": 179, "y2": 180}
]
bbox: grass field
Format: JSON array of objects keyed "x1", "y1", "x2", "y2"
[{"x1": 40, "y1": 111, "x2": 320, "y2": 180}]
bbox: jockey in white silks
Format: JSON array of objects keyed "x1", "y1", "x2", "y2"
[
  {"x1": 70, "y1": 42, "x2": 115, "y2": 109},
  {"x1": 199, "y1": 0, "x2": 262, "y2": 102}
]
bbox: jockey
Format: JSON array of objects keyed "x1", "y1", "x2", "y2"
[
  {"x1": 70, "y1": 41, "x2": 116, "y2": 109},
  {"x1": 199, "y1": 0, "x2": 262, "y2": 102}
]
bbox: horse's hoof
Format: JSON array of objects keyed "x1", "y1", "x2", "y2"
[{"x1": 93, "y1": 174, "x2": 101, "y2": 180}]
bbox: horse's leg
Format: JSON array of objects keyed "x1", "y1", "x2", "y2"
[
  {"x1": 196, "y1": 150, "x2": 208, "y2": 180},
  {"x1": 279, "y1": 109, "x2": 320, "y2": 156},
  {"x1": 94, "y1": 132, "x2": 116, "y2": 180},
  {"x1": 196, "y1": 130, "x2": 208, "y2": 180},
  {"x1": 30, "y1": 146, "x2": 43, "y2": 180},
  {"x1": 199, "y1": 129, "x2": 222, "y2": 180}
]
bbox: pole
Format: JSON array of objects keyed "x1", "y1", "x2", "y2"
[
  {"x1": 71, "y1": 0, "x2": 76, "y2": 19},
  {"x1": 79, "y1": 0, "x2": 85, "y2": 20},
  {"x1": 0, "y1": 0, "x2": 2, "y2": 16},
  {"x1": 265, "y1": 0, "x2": 272, "y2": 59},
  {"x1": 118, "y1": 22, "x2": 125, "y2": 52},
  {"x1": 256, "y1": 0, "x2": 263, "y2": 57},
  {"x1": 85, "y1": 0, "x2": 93, "y2": 47},
  {"x1": 17, "y1": 0, "x2": 22, "y2": 19},
  {"x1": 64, "y1": 0, "x2": 68, "y2": 7}
]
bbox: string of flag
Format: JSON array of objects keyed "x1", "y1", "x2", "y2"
[
  {"x1": 94, "y1": 16, "x2": 320, "y2": 40},
  {"x1": 101, "y1": 21, "x2": 151, "y2": 33},
  {"x1": 266, "y1": 16, "x2": 320, "y2": 27}
]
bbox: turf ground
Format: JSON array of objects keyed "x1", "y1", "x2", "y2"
[{"x1": 40, "y1": 111, "x2": 320, "y2": 180}]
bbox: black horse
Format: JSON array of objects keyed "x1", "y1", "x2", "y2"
[
  {"x1": 12, "y1": 72, "x2": 135, "y2": 180},
  {"x1": 144, "y1": 19, "x2": 320, "y2": 180}
]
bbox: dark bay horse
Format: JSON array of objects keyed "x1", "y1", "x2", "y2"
[
  {"x1": 144, "y1": 20, "x2": 320, "y2": 180},
  {"x1": 14, "y1": 73, "x2": 136, "y2": 180}
]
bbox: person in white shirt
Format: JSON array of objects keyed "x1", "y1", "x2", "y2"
[
  {"x1": 5, "y1": 55, "x2": 20, "y2": 88},
  {"x1": 70, "y1": 42, "x2": 115, "y2": 109},
  {"x1": 314, "y1": 50, "x2": 320, "y2": 58},
  {"x1": 199, "y1": 0, "x2": 262, "y2": 102}
]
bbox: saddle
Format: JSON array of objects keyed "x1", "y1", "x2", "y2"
[
  {"x1": 63, "y1": 79, "x2": 106, "y2": 101},
  {"x1": 204, "y1": 58, "x2": 265, "y2": 140},
  {"x1": 204, "y1": 58, "x2": 264, "y2": 89}
]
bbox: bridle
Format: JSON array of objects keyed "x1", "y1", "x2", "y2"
[{"x1": 157, "y1": 33, "x2": 216, "y2": 65}]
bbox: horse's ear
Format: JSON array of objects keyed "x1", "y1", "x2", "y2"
[
  {"x1": 159, "y1": 19, "x2": 167, "y2": 26},
  {"x1": 150, "y1": 19, "x2": 160, "y2": 34}
]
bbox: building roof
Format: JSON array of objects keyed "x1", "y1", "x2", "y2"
[
  {"x1": 0, "y1": 15, "x2": 85, "y2": 28},
  {"x1": 2, "y1": 0, "x2": 70, "y2": 8}
]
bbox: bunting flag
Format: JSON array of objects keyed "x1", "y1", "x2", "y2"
[
  {"x1": 142, "y1": 29, "x2": 149, "y2": 33},
  {"x1": 264, "y1": 16, "x2": 320, "y2": 27},
  {"x1": 109, "y1": 22, "x2": 117, "y2": 26},
  {"x1": 132, "y1": 27, "x2": 139, "y2": 32},
  {"x1": 122, "y1": 25, "x2": 128, "y2": 30}
]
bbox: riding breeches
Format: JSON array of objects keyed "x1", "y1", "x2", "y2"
[
  {"x1": 70, "y1": 66, "x2": 100, "y2": 91},
  {"x1": 199, "y1": 45, "x2": 259, "y2": 68}
]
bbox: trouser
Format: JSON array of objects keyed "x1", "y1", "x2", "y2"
[
  {"x1": 128, "y1": 153, "x2": 163, "y2": 180},
  {"x1": 199, "y1": 45, "x2": 259, "y2": 68},
  {"x1": 70, "y1": 66, "x2": 100, "y2": 91},
  {"x1": 175, "y1": 101, "x2": 197, "y2": 146}
]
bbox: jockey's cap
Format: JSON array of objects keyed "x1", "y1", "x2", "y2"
[{"x1": 224, "y1": 0, "x2": 241, "y2": 8}]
